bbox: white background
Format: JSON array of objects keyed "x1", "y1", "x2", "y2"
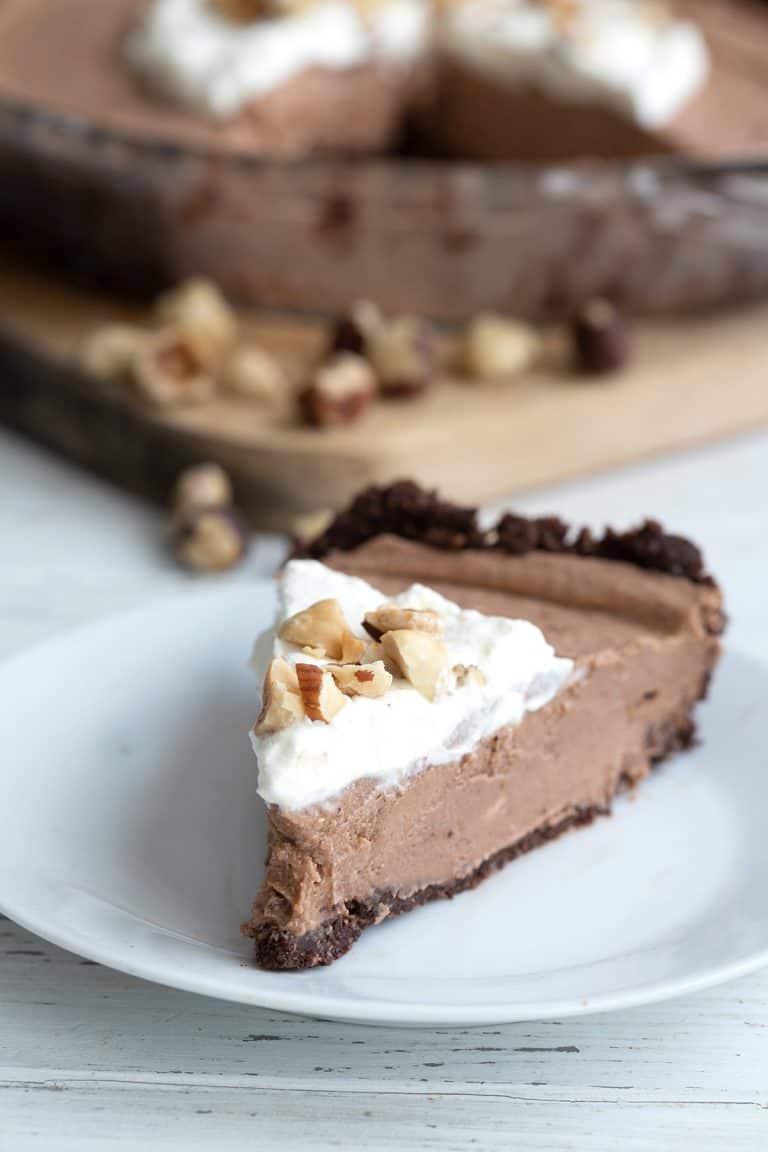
[{"x1": 2, "y1": 425, "x2": 767, "y2": 1149}]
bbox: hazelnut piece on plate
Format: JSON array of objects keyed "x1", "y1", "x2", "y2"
[
  {"x1": 298, "y1": 353, "x2": 376, "y2": 427},
  {"x1": 368, "y1": 316, "x2": 436, "y2": 398},
  {"x1": 572, "y1": 299, "x2": 630, "y2": 376},
  {"x1": 462, "y1": 315, "x2": 540, "y2": 381}
]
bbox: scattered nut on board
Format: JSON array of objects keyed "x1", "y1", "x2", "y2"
[
  {"x1": 171, "y1": 462, "x2": 249, "y2": 573},
  {"x1": 172, "y1": 462, "x2": 233, "y2": 517},
  {"x1": 368, "y1": 316, "x2": 436, "y2": 398},
  {"x1": 572, "y1": 299, "x2": 630, "y2": 376},
  {"x1": 298, "y1": 353, "x2": 376, "y2": 427},
  {"x1": 174, "y1": 506, "x2": 248, "y2": 572},
  {"x1": 330, "y1": 299, "x2": 384, "y2": 358},
  {"x1": 131, "y1": 328, "x2": 217, "y2": 407},
  {"x1": 78, "y1": 324, "x2": 145, "y2": 383},
  {"x1": 154, "y1": 278, "x2": 238, "y2": 367},
  {"x1": 78, "y1": 278, "x2": 286, "y2": 411},
  {"x1": 461, "y1": 315, "x2": 541, "y2": 381},
  {"x1": 223, "y1": 345, "x2": 286, "y2": 400}
]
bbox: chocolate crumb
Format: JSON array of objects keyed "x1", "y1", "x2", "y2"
[
  {"x1": 299, "y1": 480, "x2": 484, "y2": 558},
  {"x1": 593, "y1": 519, "x2": 707, "y2": 582},
  {"x1": 296, "y1": 480, "x2": 713, "y2": 586}
]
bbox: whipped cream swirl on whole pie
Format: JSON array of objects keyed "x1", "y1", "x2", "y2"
[
  {"x1": 443, "y1": 0, "x2": 710, "y2": 130},
  {"x1": 125, "y1": 0, "x2": 430, "y2": 117}
]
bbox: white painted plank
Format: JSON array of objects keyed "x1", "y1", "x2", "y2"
[
  {"x1": 2, "y1": 1080, "x2": 765, "y2": 1152},
  {"x1": 2, "y1": 914, "x2": 768, "y2": 1152}
]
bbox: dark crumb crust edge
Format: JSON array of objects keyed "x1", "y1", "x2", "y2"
[
  {"x1": 250, "y1": 707, "x2": 699, "y2": 971},
  {"x1": 295, "y1": 480, "x2": 715, "y2": 586}
]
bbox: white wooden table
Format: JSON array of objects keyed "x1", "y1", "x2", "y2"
[{"x1": 2, "y1": 426, "x2": 768, "y2": 1150}]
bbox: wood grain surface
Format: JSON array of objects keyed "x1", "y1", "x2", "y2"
[{"x1": 2, "y1": 262, "x2": 768, "y2": 531}]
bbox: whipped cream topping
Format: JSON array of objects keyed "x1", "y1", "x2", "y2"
[
  {"x1": 444, "y1": 0, "x2": 709, "y2": 130},
  {"x1": 125, "y1": 0, "x2": 430, "y2": 117},
  {"x1": 250, "y1": 560, "x2": 574, "y2": 811}
]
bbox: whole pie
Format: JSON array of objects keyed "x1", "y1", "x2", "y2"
[{"x1": 244, "y1": 482, "x2": 724, "y2": 969}]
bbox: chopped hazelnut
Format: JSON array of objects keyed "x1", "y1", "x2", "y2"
[
  {"x1": 363, "y1": 605, "x2": 442, "y2": 642},
  {"x1": 298, "y1": 353, "x2": 376, "y2": 427},
  {"x1": 172, "y1": 462, "x2": 233, "y2": 516},
  {"x1": 362, "y1": 639, "x2": 386, "y2": 665},
  {"x1": 381, "y1": 630, "x2": 450, "y2": 701},
  {"x1": 78, "y1": 324, "x2": 145, "y2": 383},
  {"x1": 329, "y1": 661, "x2": 393, "y2": 699},
  {"x1": 572, "y1": 299, "x2": 629, "y2": 376},
  {"x1": 340, "y1": 630, "x2": 367, "y2": 664},
  {"x1": 155, "y1": 278, "x2": 238, "y2": 366},
  {"x1": 130, "y1": 328, "x2": 216, "y2": 407},
  {"x1": 223, "y1": 345, "x2": 286, "y2": 401},
  {"x1": 462, "y1": 314, "x2": 540, "y2": 381},
  {"x1": 278, "y1": 598, "x2": 349, "y2": 659},
  {"x1": 330, "y1": 299, "x2": 383, "y2": 358},
  {"x1": 174, "y1": 506, "x2": 248, "y2": 572},
  {"x1": 301, "y1": 645, "x2": 326, "y2": 659},
  {"x1": 368, "y1": 316, "x2": 436, "y2": 398},
  {"x1": 452, "y1": 664, "x2": 486, "y2": 689},
  {"x1": 295, "y1": 663, "x2": 347, "y2": 723},
  {"x1": 254, "y1": 658, "x2": 304, "y2": 734}
]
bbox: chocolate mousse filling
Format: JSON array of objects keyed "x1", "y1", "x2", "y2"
[{"x1": 246, "y1": 484, "x2": 724, "y2": 970}]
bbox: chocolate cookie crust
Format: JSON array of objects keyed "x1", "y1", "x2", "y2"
[
  {"x1": 250, "y1": 806, "x2": 603, "y2": 971},
  {"x1": 297, "y1": 481, "x2": 714, "y2": 585}
]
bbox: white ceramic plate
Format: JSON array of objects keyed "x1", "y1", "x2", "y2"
[{"x1": 1, "y1": 581, "x2": 767, "y2": 1026}]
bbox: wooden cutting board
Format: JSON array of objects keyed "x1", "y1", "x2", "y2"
[{"x1": 1, "y1": 261, "x2": 767, "y2": 531}]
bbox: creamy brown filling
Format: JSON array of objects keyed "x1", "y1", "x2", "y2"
[
  {"x1": 249, "y1": 538, "x2": 722, "y2": 944},
  {"x1": 0, "y1": 0, "x2": 425, "y2": 156},
  {"x1": 432, "y1": 0, "x2": 768, "y2": 161},
  {"x1": 1, "y1": 0, "x2": 768, "y2": 160}
]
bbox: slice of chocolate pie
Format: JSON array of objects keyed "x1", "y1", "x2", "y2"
[{"x1": 245, "y1": 482, "x2": 724, "y2": 970}]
